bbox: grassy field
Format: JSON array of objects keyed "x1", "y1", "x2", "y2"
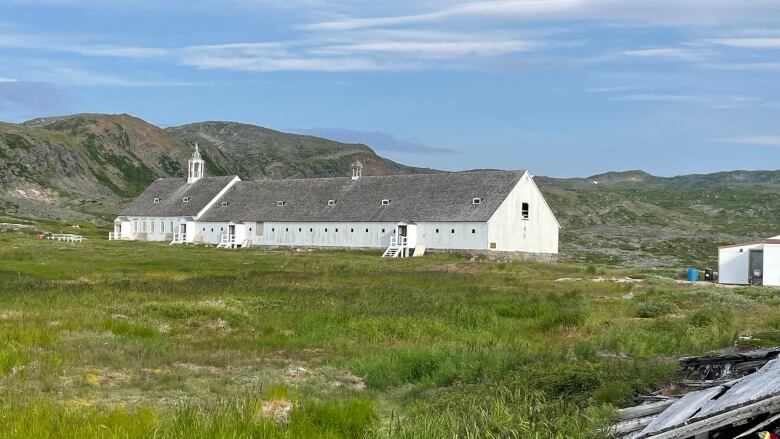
[{"x1": 0, "y1": 229, "x2": 779, "y2": 438}]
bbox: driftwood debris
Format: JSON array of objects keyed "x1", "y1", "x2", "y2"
[{"x1": 610, "y1": 347, "x2": 780, "y2": 439}]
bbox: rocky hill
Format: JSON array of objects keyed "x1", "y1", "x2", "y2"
[
  {"x1": 0, "y1": 112, "x2": 777, "y2": 267},
  {"x1": 0, "y1": 113, "x2": 433, "y2": 224},
  {"x1": 166, "y1": 122, "x2": 431, "y2": 179}
]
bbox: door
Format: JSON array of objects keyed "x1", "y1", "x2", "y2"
[
  {"x1": 749, "y1": 250, "x2": 764, "y2": 286},
  {"x1": 229, "y1": 225, "x2": 236, "y2": 243},
  {"x1": 180, "y1": 223, "x2": 187, "y2": 240},
  {"x1": 397, "y1": 225, "x2": 407, "y2": 246}
]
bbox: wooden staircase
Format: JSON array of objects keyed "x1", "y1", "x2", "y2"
[{"x1": 382, "y1": 236, "x2": 407, "y2": 258}]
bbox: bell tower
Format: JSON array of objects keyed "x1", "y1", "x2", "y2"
[
  {"x1": 351, "y1": 159, "x2": 363, "y2": 180},
  {"x1": 188, "y1": 141, "x2": 205, "y2": 184}
]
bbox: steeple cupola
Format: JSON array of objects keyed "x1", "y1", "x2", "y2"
[
  {"x1": 351, "y1": 159, "x2": 363, "y2": 180},
  {"x1": 188, "y1": 141, "x2": 205, "y2": 183}
]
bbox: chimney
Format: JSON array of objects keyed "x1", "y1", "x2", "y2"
[{"x1": 351, "y1": 159, "x2": 363, "y2": 180}]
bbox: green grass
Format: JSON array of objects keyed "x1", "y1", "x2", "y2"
[{"x1": 0, "y1": 232, "x2": 776, "y2": 437}]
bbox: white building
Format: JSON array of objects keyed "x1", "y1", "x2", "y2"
[
  {"x1": 112, "y1": 148, "x2": 560, "y2": 257},
  {"x1": 718, "y1": 236, "x2": 780, "y2": 286}
]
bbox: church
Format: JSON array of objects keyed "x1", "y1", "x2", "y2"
[{"x1": 111, "y1": 146, "x2": 560, "y2": 257}]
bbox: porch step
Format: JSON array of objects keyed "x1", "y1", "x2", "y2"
[{"x1": 382, "y1": 246, "x2": 402, "y2": 258}]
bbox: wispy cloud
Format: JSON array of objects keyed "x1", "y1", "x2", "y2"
[
  {"x1": 704, "y1": 38, "x2": 780, "y2": 49},
  {"x1": 301, "y1": 0, "x2": 780, "y2": 31},
  {"x1": 611, "y1": 94, "x2": 706, "y2": 103},
  {"x1": 622, "y1": 47, "x2": 709, "y2": 61},
  {"x1": 705, "y1": 62, "x2": 780, "y2": 71},
  {"x1": 715, "y1": 135, "x2": 780, "y2": 146}
]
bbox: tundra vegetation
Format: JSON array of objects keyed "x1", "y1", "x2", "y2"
[{"x1": 0, "y1": 224, "x2": 778, "y2": 438}]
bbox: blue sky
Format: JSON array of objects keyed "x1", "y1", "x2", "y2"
[{"x1": 2, "y1": 0, "x2": 780, "y2": 177}]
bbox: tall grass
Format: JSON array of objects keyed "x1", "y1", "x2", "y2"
[{"x1": 0, "y1": 233, "x2": 774, "y2": 437}]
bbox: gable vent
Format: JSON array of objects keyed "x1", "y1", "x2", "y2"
[
  {"x1": 472, "y1": 197, "x2": 482, "y2": 205},
  {"x1": 328, "y1": 200, "x2": 337, "y2": 206},
  {"x1": 277, "y1": 200, "x2": 286, "y2": 207},
  {"x1": 221, "y1": 201, "x2": 229, "y2": 207},
  {"x1": 381, "y1": 199, "x2": 391, "y2": 206},
  {"x1": 182, "y1": 197, "x2": 191, "y2": 203},
  {"x1": 153, "y1": 197, "x2": 160, "y2": 204}
]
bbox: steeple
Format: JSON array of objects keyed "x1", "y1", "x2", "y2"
[
  {"x1": 188, "y1": 141, "x2": 205, "y2": 183},
  {"x1": 351, "y1": 159, "x2": 363, "y2": 180}
]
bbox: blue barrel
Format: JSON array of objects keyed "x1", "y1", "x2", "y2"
[{"x1": 687, "y1": 268, "x2": 699, "y2": 282}]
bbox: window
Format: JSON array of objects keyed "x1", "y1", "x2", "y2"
[
  {"x1": 256, "y1": 222, "x2": 264, "y2": 236},
  {"x1": 160, "y1": 221, "x2": 165, "y2": 233},
  {"x1": 335, "y1": 228, "x2": 339, "y2": 233},
  {"x1": 328, "y1": 200, "x2": 337, "y2": 206},
  {"x1": 490, "y1": 242, "x2": 497, "y2": 249},
  {"x1": 202, "y1": 227, "x2": 205, "y2": 231},
  {"x1": 451, "y1": 229, "x2": 455, "y2": 234},
  {"x1": 142, "y1": 221, "x2": 147, "y2": 232},
  {"x1": 151, "y1": 221, "x2": 155, "y2": 233},
  {"x1": 310, "y1": 228, "x2": 313, "y2": 232},
  {"x1": 182, "y1": 197, "x2": 191, "y2": 203},
  {"x1": 211, "y1": 228, "x2": 214, "y2": 232},
  {"x1": 325, "y1": 228, "x2": 328, "y2": 232},
  {"x1": 299, "y1": 228, "x2": 302, "y2": 232},
  {"x1": 381, "y1": 199, "x2": 390, "y2": 205},
  {"x1": 472, "y1": 197, "x2": 482, "y2": 205},
  {"x1": 221, "y1": 201, "x2": 229, "y2": 207},
  {"x1": 153, "y1": 197, "x2": 160, "y2": 203},
  {"x1": 277, "y1": 201, "x2": 285, "y2": 206},
  {"x1": 436, "y1": 228, "x2": 439, "y2": 233},
  {"x1": 365, "y1": 228, "x2": 369, "y2": 233},
  {"x1": 272, "y1": 228, "x2": 275, "y2": 232},
  {"x1": 381, "y1": 228, "x2": 385, "y2": 233},
  {"x1": 169, "y1": 221, "x2": 174, "y2": 232},
  {"x1": 285, "y1": 228, "x2": 289, "y2": 232},
  {"x1": 220, "y1": 227, "x2": 223, "y2": 231},
  {"x1": 521, "y1": 202, "x2": 530, "y2": 220},
  {"x1": 471, "y1": 229, "x2": 476, "y2": 234},
  {"x1": 351, "y1": 228, "x2": 354, "y2": 233},
  {"x1": 132, "y1": 220, "x2": 138, "y2": 233}
]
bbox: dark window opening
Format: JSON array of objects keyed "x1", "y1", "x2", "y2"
[
  {"x1": 285, "y1": 228, "x2": 289, "y2": 232},
  {"x1": 299, "y1": 228, "x2": 302, "y2": 232},
  {"x1": 325, "y1": 228, "x2": 328, "y2": 232},
  {"x1": 365, "y1": 228, "x2": 369, "y2": 233},
  {"x1": 451, "y1": 229, "x2": 455, "y2": 234},
  {"x1": 472, "y1": 229, "x2": 476, "y2": 234},
  {"x1": 272, "y1": 228, "x2": 275, "y2": 232},
  {"x1": 351, "y1": 228, "x2": 354, "y2": 232},
  {"x1": 521, "y1": 202, "x2": 530, "y2": 219},
  {"x1": 382, "y1": 228, "x2": 385, "y2": 233},
  {"x1": 310, "y1": 228, "x2": 313, "y2": 232},
  {"x1": 335, "y1": 228, "x2": 339, "y2": 232},
  {"x1": 436, "y1": 229, "x2": 439, "y2": 233}
]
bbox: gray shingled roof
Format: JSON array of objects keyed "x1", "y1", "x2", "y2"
[
  {"x1": 120, "y1": 176, "x2": 236, "y2": 217},
  {"x1": 199, "y1": 171, "x2": 525, "y2": 223}
]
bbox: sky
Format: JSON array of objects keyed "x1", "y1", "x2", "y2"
[{"x1": 1, "y1": 1, "x2": 780, "y2": 177}]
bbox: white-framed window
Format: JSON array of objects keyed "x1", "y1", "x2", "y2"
[
  {"x1": 160, "y1": 221, "x2": 165, "y2": 233},
  {"x1": 142, "y1": 221, "x2": 147, "y2": 232},
  {"x1": 221, "y1": 202, "x2": 229, "y2": 207},
  {"x1": 256, "y1": 222, "x2": 264, "y2": 236},
  {"x1": 169, "y1": 221, "x2": 174, "y2": 232},
  {"x1": 182, "y1": 197, "x2": 191, "y2": 203},
  {"x1": 521, "y1": 202, "x2": 530, "y2": 220},
  {"x1": 277, "y1": 201, "x2": 285, "y2": 206},
  {"x1": 328, "y1": 200, "x2": 337, "y2": 206},
  {"x1": 472, "y1": 197, "x2": 482, "y2": 205},
  {"x1": 151, "y1": 221, "x2": 155, "y2": 233},
  {"x1": 381, "y1": 199, "x2": 390, "y2": 205},
  {"x1": 132, "y1": 220, "x2": 138, "y2": 233},
  {"x1": 153, "y1": 197, "x2": 160, "y2": 203}
]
